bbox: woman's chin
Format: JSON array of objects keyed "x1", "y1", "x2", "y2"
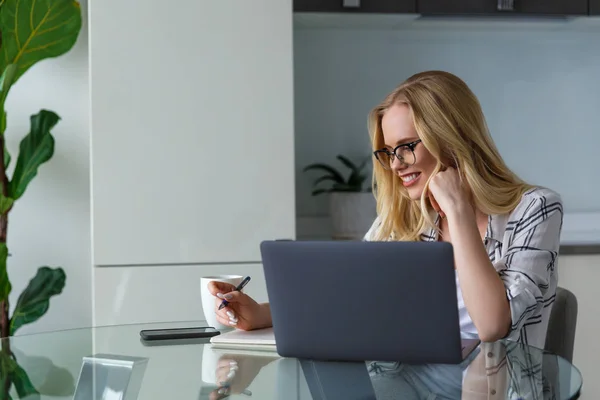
[
  {"x1": 399, "y1": 174, "x2": 426, "y2": 201},
  {"x1": 407, "y1": 186, "x2": 424, "y2": 201}
]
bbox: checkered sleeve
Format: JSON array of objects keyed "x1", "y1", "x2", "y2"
[{"x1": 493, "y1": 191, "x2": 563, "y2": 342}]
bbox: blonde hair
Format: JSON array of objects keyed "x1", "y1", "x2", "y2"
[{"x1": 368, "y1": 70, "x2": 533, "y2": 241}]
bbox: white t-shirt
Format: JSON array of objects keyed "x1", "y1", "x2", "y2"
[{"x1": 455, "y1": 272, "x2": 478, "y2": 339}]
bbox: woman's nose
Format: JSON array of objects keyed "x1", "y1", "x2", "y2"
[{"x1": 390, "y1": 156, "x2": 407, "y2": 172}]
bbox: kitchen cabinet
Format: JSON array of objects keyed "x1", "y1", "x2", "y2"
[
  {"x1": 294, "y1": 0, "x2": 416, "y2": 13},
  {"x1": 417, "y1": 0, "x2": 588, "y2": 15},
  {"x1": 90, "y1": 0, "x2": 296, "y2": 266}
]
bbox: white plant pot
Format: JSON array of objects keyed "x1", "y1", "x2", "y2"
[{"x1": 329, "y1": 191, "x2": 377, "y2": 240}]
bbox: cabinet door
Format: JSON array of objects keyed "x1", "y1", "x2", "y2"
[
  {"x1": 418, "y1": 0, "x2": 588, "y2": 15},
  {"x1": 591, "y1": 0, "x2": 600, "y2": 14},
  {"x1": 90, "y1": 0, "x2": 296, "y2": 266},
  {"x1": 295, "y1": 0, "x2": 416, "y2": 13}
]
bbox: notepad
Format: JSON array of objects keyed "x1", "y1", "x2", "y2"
[{"x1": 209, "y1": 327, "x2": 278, "y2": 352}]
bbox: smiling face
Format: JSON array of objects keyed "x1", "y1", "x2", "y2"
[{"x1": 379, "y1": 103, "x2": 438, "y2": 200}]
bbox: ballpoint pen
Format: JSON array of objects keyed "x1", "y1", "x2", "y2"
[{"x1": 218, "y1": 276, "x2": 251, "y2": 310}]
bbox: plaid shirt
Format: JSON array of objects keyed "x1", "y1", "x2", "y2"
[{"x1": 364, "y1": 186, "x2": 563, "y2": 349}]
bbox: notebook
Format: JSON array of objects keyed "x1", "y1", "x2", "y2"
[{"x1": 209, "y1": 327, "x2": 278, "y2": 353}]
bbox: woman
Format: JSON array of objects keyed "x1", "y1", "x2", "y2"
[{"x1": 208, "y1": 70, "x2": 562, "y2": 351}]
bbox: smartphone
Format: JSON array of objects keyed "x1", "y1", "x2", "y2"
[{"x1": 140, "y1": 327, "x2": 220, "y2": 341}]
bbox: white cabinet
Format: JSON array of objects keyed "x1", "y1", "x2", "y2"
[
  {"x1": 93, "y1": 264, "x2": 269, "y2": 326},
  {"x1": 89, "y1": 0, "x2": 296, "y2": 266}
]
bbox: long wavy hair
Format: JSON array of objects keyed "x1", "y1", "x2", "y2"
[{"x1": 368, "y1": 70, "x2": 534, "y2": 241}]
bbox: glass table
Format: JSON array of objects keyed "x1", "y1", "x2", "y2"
[{"x1": 0, "y1": 320, "x2": 582, "y2": 399}]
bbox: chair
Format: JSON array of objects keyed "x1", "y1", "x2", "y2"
[{"x1": 544, "y1": 286, "x2": 578, "y2": 363}]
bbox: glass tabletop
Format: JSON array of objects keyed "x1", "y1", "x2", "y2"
[{"x1": 0, "y1": 320, "x2": 582, "y2": 400}]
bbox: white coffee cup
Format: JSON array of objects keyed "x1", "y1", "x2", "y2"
[
  {"x1": 201, "y1": 344, "x2": 220, "y2": 384},
  {"x1": 200, "y1": 274, "x2": 243, "y2": 330}
]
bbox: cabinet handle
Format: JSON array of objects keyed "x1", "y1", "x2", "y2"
[
  {"x1": 342, "y1": 0, "x2": 360, "y2": 8},
  {"x1": 497, "y1": 0, "x2": 515, "y2": 11}
]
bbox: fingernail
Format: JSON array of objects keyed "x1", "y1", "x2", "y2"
[
  {"x1": 229, "y1": 320, "x2": 237, "y2": 325},
  {"x1": 216, "y1": 293, "x2": 224, "y2": 299},
  {"x1": 224, "y1": 294, "x2": 233, "y2": 300},
  {"x1": 226, "y1": 311, "x2": 235, "y2": 318},
  {"x1": 229, "y1": 361, "x2": 238, "y2": 366}
]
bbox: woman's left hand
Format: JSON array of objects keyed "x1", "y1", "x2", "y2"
[{"x1": 428, "y1": 167, "x2": 472, "y2": 219}]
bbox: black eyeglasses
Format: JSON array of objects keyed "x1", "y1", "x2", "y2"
[{"x1": 373, "y1": 139, "x2": 422, "y2": 170}]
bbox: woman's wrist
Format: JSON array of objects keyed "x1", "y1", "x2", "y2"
[
  {"x1": 259, "y1": 302, "x2": 273, "y2": 329},
  {"x1": 446, "y1": 201, "x2": 476, "y2": 224}
]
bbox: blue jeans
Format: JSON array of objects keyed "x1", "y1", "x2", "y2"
[{"x1": 368, "y1": 348, "x2": 481, "y2": 400}]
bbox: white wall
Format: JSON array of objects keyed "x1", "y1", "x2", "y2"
[
  {"x1": 293, "y1": 17, "x2": 600, "y2": 219},
  {"x1": 4, "y1": 0, "x2": 91, "y2": 334}
]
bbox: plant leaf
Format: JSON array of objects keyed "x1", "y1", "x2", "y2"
[
  {"x1": 0, "y1": 65, "x2": 17, "y2": 112},
  {"x1": 349, "y1": 156, "x2": 372, "y2": 191},
  {"x1": 302, "y1": 163, "x2": 344, "y2": 183},
  {"x1": 0, "y1": 0, "x2": 82, "y2": 85},
  {"x1": 3, "y1": 146, "x2": 10, "y2": 170},
  {"x1": 9, "y1": 360, "x2": 39, "y2": 399},
  {"x1": 311, "y1": 188, "x2": 330, "y2": 196},
  {"x1": 0, "y1": 244, "x2": 10, "y2": 303},
  {"x1": 347, "y1": 172, "x2": 366, "y2": 189},
  {"x1": 0, "y1": 196, "x2": 13, "y2": 215},
  {"x1": 332, "y1": 183, "x2": 357, "y2": 191},
  {"x1": 336, "y1": 155, "x2": 358, "y2": 174},
  {"x1": 8, "y1": 110, "x2": 58, "y2": 200},
  {"x1": 0, "y1": 65, "x2": 17, "y2": 174},
  {"x1": 0, "y1": 352, "x2": 14, "y2": 400},
  {"x1": 9, "y1": 267, "x2": 66, "y2": 335},
  {"x1": 10, "y1": 348, "x2": 75, "y2": 397},
  {"x1": 313, "y1": 175, "x2": 338, "y2": 187}
]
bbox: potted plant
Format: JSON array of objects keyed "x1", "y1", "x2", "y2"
[
  {"x1": 0, "y1": 0, "x2": 82, "y2": 397},
  {"x1": 303, "y1": 155, "x2": 376, "y2": 240}
]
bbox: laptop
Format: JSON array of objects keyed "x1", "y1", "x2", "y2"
[{"x1": 259, "y1": 240, "x2": 480, "y2": 364}]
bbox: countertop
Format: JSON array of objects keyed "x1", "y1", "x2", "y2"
[
  {"x1": 296, "y1": 215, "x2": 600, "y2": 255},
  {"x1": 559, "y1": 243, "x2": 600, "y2": 255}
]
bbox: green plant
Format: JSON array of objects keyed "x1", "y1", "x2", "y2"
[
  {"x1": 303, "y1": 154, "x2": 372, "y2": 196},
  {"x1": 0, "y1": 0, "x2": 82, "y2": 397}
]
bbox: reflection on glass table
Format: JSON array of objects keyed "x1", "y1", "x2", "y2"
[{"x1": 0, "y1": 320, "x2": 582, "y2": 399}]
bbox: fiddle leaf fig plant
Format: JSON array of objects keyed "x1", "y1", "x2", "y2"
[{"x1": 0, "y1": 0, "x2": 82, "y2": 397}]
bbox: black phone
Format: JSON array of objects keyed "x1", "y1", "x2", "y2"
[{"x1": 140, "y1": 327, "x2": 220, "y2": 341}]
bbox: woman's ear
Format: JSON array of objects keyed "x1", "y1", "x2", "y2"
[{"x1": 439, "y1": 159, "x2": 456, "y2": 171}]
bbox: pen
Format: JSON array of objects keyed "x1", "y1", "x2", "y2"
[{"x1": 218, "y1": 276, "x2": 251, "y2": 310}]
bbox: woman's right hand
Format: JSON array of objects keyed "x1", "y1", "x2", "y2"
[{"x1": 208, "y1": 281, "x2": 272, "y2": 331}]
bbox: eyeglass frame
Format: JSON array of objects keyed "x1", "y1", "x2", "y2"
[{"x1": 373, "y1": 139, "x2": 422, "y2": 169}]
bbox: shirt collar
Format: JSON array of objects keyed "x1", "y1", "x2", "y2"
[
  {"x1": 485, "y1": 213, "x2": 507, "y2": 244},
  {"x1": 419, "y1": 210, "x2": 440, "y2": 242}
]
